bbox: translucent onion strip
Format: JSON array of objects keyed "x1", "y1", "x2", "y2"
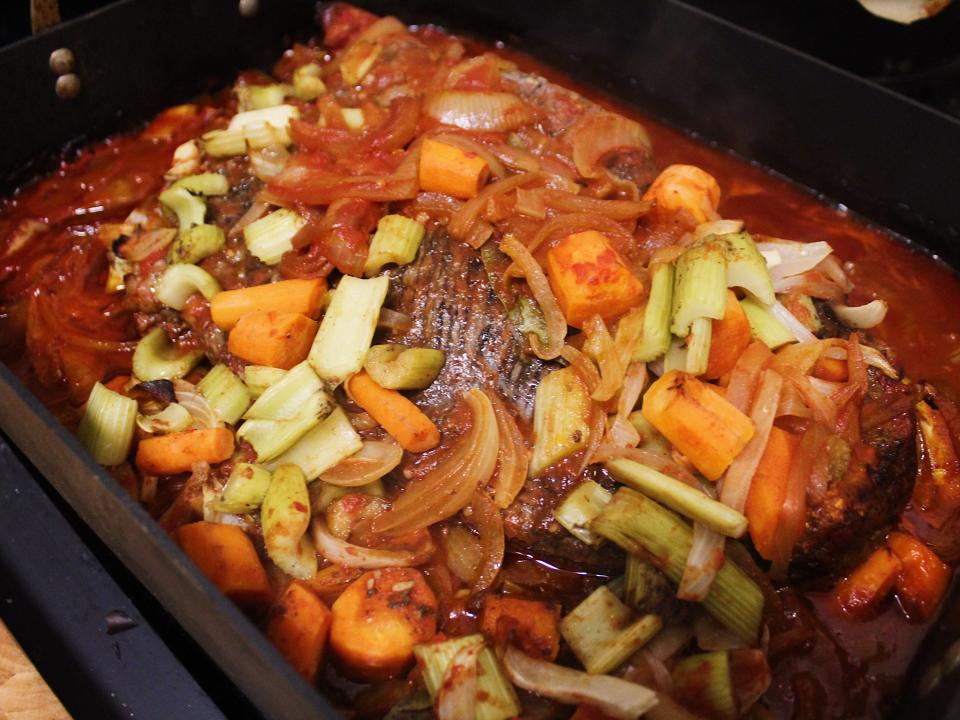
[
  {"x1": 584, "y1": 315, "x2": 625, "y2": 402},
  {"x1": 678, "y1": 524, "x2": 725, "y2": 602},
  {"x1": 486, "y1": 390, "x2": 529, "y2": 508},
  {"x1": 448, "y1": 172, "x2": 544, "y2": 246},
  {"x1": 830, "y1": 299, "x2": 888, "y2": 329},
  {"x1": 318, "y1": 440, "x2": 403, "y2": 487},
  {"x1": 770, "y1": 300, "x2": 817, "y2": 343},
  {"x1": 311, "y1": 518, "x2": 427, "y2": 568},
  {"x1": 501, "y1": 236, "x2": 566, "y2": 360},
  {"x1": 436, "y1": 640, "x2": 482, "y2": 720},
  {"x1": 468, "y1": 491, "x2": 505, "y2": 592},
  {"x1": 173, "y1": 379, "x2": 224, "y2": 429}
]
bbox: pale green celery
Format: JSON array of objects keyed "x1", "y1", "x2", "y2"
[
  {"x1": 174, "y1": 173, "x2": 230, "y2": 196},
  {"x1": 340, "y1": 107, "x2": 365, "y2": 130},
  {"x1": 197, "y1": 364, "x2": 251, "y2": 425},
  {"x1": 158, "y1": 185, "x2": 205, "y2": 231},
  {"x1": 244, "y1": 361, "x2": 333, "y2": 421},
  {"x1": 685, "y1": 316, "x2": 713, "y2": 375},
  {"x1": 155, "y1": 263, "x2": 221, "y2": 310},
  {"x1": 740, "y1": 296, "x2": 794, "y2": 349},
  {"x1": 555, "y1": 480, "x2": 612, "y2": 545},
  {"x1": 633, "y1": 261, "x2": 674, "y2": 362},
  {"x1": 721, "y1": 232, "x2": 775, "y2": 306},
  {"x1": 293, "y1": 63, "x2": 326, "y2": 100},
  {"x1": 132, "y1": 327, "x2": 203, "y2": 381},
  {"x1": 529, "y1": 367, "x2": 591, "y2": 478},
  {"x1": 312, "y1": 478, "x2": 385, "y2": 512},
  {"x1": 243, "y1": 365, "x2": 286, "y2": 398},
  {"x1": 266, "y1": 407, "x2": 363, "y2": 480},
  {"x1": 246, "y1": 84, "x2": 292, "y2": 110},
  {"x1": 671, "y1": 652, "x2": 737, "y2": 720},
  {"x1": 168, "y1": 223, "x2": 226, "y2": 265},
  {"x1": 363, "y1": 344, "x2": 445, "y2": 390},
  {"x1": 261, "y1": 464, "x2": 316, "y2": 579},
  {"x1": 243, "y1": 209, "x2": 306, "y2": 266},
  {"x1": 213, "y1": 462, "x2": 272, "y2": 513},
  {"x1": 624, "y1": 555, "x2": 672, "y2": 613},
  {"x1": 671, "y1": 239, "x2": 727, "y2": 337},
  {"x1": 237, "y1": 416, "x2": 320, "y2": 462},
  {"x1": 202, "y1": 129, "x2": 246, "y2": 158},
  {"x1": 363, "y1": 214, "x2": 426, "y2": 276},
  {"x1": 78, "y1": 382, "x2": 138, "y2": 465}
]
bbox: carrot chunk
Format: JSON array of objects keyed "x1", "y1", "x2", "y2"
[
  {"x1": 135, "y1": 426, "x2": 235, "y2": 475},
  {"x1": 641, "y1": 370, "x2": 755, "y2": 480},
  {"x1": 346, "y1": 371, "x2": 440, "y2": 452},
  {"x1": 745, "y1": 427, "x2": 799, "y2": 561},
  {"x1": 266, "y1": 581, "x2": 333, "y2": 683},
  {"x1": 227, "y1": 310, "x2": 318, "y2": 369},
  {"x1": 173, "y1": 521, "x2": 272, "y2": 609},
  {"x1": 418, "y1": 138, "x2": 489, "y2": 199},
  {"x1": 330, "y1": 567, "x2": 438, "y2": 681},
  {"x1": 835, "y1": 546, "x2": 902, "y2": 618},
  {"x1": 480, "y1": 595, "x2": 561, "y2": 661},
  {"x1": 545, "y1": 230, "x2": 644, "y2": 328},
  {"x1": 703, "y1": 290, "x2": 752, "y2": 380},
  {"x1": 211, "y1": 279, "x2": 326, "y2": 330},
  {"x1": 887, "y1": 531, "x2": 951, "y2": 622}
]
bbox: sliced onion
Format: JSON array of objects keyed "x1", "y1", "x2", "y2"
[
  {"x1": 772, "y1": 271, "x2": 845, "y2": 301},
  {"x1": 822, "y1": 344, "x2": 898, "y2": 378},
  {"x1": 432, "y1": 133, "x2": 507, "y2": 179},
  {"x1": 442, "y1": 524, "x2": 483, "y2": 583},
  {"x1": 231, "y1": 199, "x2": 269, "y2": 234},
  {"x1": 173, "y1": 379, "x2": 223, "y2": 429},
  {"x1": 524, "y1": 212, "x2": 635, "y2": 259},
  {"x1": 776, "y1": 382, "x2": 813, "y2": 419},
  {"x1": 830, "y1": 299, "x2": 888, "y2": 329},
  {"x1": 646, "y1": 625, "x2": 695, "y2": 662},
  {"x1": 720, "y1": 369, "x2": 783, "y2": 512},
  {"x1": 311, "y1": 517, "x2": 427, "y2": 568},
  {"x1": 724, "y1": 341, "x2": 774, "y2": 413},
  {"x1": 607, "y1": 414, "x2": 641, "y2": 448},
  {"x1": 770, "y1": 300, "x2": 817, "y2": 343},
  {"x1": 249, "y1": 144, "x2": 290, "y2": 181},
  {"x1": 120, "y1": 228, "x2": 177, "y2": 262},
  {"x1": 426, "y1": 91, "x2": 535, "y2": 131},
  {"x1": 378, "y1": 307, "x2": 414, "y2": 332},
  {"x1": 542, "y1": 189, "x2": 651, "y2": 220},
  {"x1": 502, "y1": 646, "x2": 659, "y2": 720},
  {"x1": 779, "y1": 366, "x2": 838, "y2": 427},
  {"x1": 490, "y1": 143, "x2": 541, "y2": 174},
  {"x1": 560, "y1": 344, "x2": 601, "y2": 394},
  {"x1": 616, "y1": 361, "x2": 647, "y2": 419},
  {"x1": 436, "y1": 639, "x2": 483, "y2": 720},
  {"x1": 319, "y1": 441, "x2": 403, "y2": 487},
  {"x1": 500, "y1": 236, "x2": 566, "y2": 360},
  {"x1": 593, "y1": 445, "x2": 700, "y2": 487},
  {"x1": 447, "y1": 171, "x2": 544, "y2": 245},
  {"x1": 817, "y1": 254, "x2": 854, "y2": 293},
  {"x1": 567, "y1": 112, "x2": 651, "y2": 180},
  {"x1": 467, "y1": 490, "x2": 505, "y2": 592},
  {"x1": 694, "y1": 613, "x2": 747, "y2": 652},
  {"x1": 371, "y1": 389, "x2": 499, "y2": 534},
  {"x1": 583, "y1": 315, "x2": 625, "y2": 402},
  {"x1": 136, "y1": 402, "x2": 194, "y2": 434},
  {"x1": 290, "y1": 96, "x2": 421, "y2": 156},
  {"x1": 757, "y1": 240, "x2": 833, "y2": 281},
  {"x1": 580, "y1": 401, "x2": 608, "y2": 474},
  {"x1": 677, "y1": 523, "x2": 725, "y2": 601},
  {"x1": 487, "y1": 390, "x2": 529, "y2": 508},
  {"x1": 691, "y1": 219, "x2": 744, "y2": 244}
]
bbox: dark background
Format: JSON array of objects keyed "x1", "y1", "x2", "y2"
[{"x1": 4, "y1": 0, "x2": 960, "y2": 117}]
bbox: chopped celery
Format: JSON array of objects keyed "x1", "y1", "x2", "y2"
[
  {"x1": 197, "y1": 364, "x2": 251, "y2": 425},
  {"x1": 237, "y1": 416, "x2": 320, "y2": 462},
  {"x1": 308, "y1": 275, "x2": 389, "y2": 387},
  {"x1": 685, "y1": 316, "x2": 713, "y2": 376},
  {"x1": 267, "y1": 407, "x2": 363, "y2": 480},
  {"x1": 158, "y1": 185, "x2": 205, "y2": 231},
  {"x1": 243, "y1": 365, "x2": 286, "y2": 398},
  {"x1": 174, "y1": 173, "x2": 230, "y2": 196},
  {"x1": 243, "y1": 209, "x2": 306, "y2": 266},
  {"x1": 155, "y1": 263, "x2": 221, "y2": 310},
  {"x1": 261, "y1": 463, "x2": 317, "y2": 579},
  {"x1": 213, "y1": 462, "x2": 272, "y2": 513},
  {"x1": 559, "y1": 586, "x2": 663, "y2": 675},
  {"x1": 293, "y1": 63, "x2": 326, "y2": 100},
  {"x1": 242, "y1": 121, "x2": 294, "y2": 150},
  {"x1": 168, "y1": 223, "x2": 226, "y2": 265},
  {"x1": 671, "y1": 238, "x2": 728, "y2": 337},
  {"x1": 363, "y1": 214, "x2": 426, "y2": 276},
  {"x1": 313, "y1": 478, "x2": 385, "y2": 512},
  {"x1": 340, "y1": 107, "x2": 365, "y2": 130},
  {"x1": 593, "y1": 488, "x2": 764, "y2": 645},
  {"x1": 628, "y1": 411, "x2": 672, "y2": 456},
  {"x1": 633, "y1": 261, "x2": 674, "y2": 362},
  {"x1": 663, "y1": 336, "x2": 688, "y2": 373},
  {"x1": 227, "y1": 104, "x2": 299, "y2": 135},
  {"x1": 529, "y1": 367, "x2": 591, "y2": 478},
  {"x1": 739, "y1": 297, "x2": 794, "y2": 349},
  {"x1": 507, "y1": 295, "x2": 549, "y2": 347},
  {"x1": 414, "y1": 634, "x2": 521, "y2": 720},
  {"x1": 244, "y1": 361, "x2": 334, "y2": 421},
  {"x1": 136, "y1": 402, "x2": 193, "y2": 435},
  {"x1": 363, "y1": 344, "x2": 445, "y2": 390},
  {"x1": 721, "y1": 232, "x2": 775, "y2": 306},
  {"x1": 624, "y1": 555, "x2": 672, "y2": 613},
  {"x1": 340, "y1": 42, "x2": 382, "y2": 85},
  {"x1": 132, "y1": 327, "x2": 203, "y2": 381},
  {"x1": 78, "y1": 382, "x2": 138, "y2": 465},
  {"x1": 246, "y1": 83, "x2": 292, "y2": 110},
  {"x1": 671, "y1": 652, "x2": 737, "y2": 720},
  {"x1": 604, "y1": 457, "x2": 747, "y2": 538},
  {"x1": 555, "y1": 480, "x2": 612, "y2": 545},
  {"x1": 201, "y1": 128, "x2": 247, "y2": 158}
]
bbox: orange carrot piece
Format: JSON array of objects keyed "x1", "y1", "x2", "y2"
[
  {"x1": 330, "y1": 567, "x2": 438, "y2": 681},
  {"x1": 135, "y1": 426, "x2": 235, "y2": 475},
  {"x1": 745, "y1": 427, "x2": 798, "y2": 561},
  {"x1": 835, "y1": 546, "x2": 902, "y2": 617},
  {"x1": 418, "y1": 137, "x2": 490, "y2": 199},
  {"x1": 641, "y1": 370, "x2": 755, "y2": 480},
  {"x1": 480, "y1": 595, "x2": 561, "y2": 661},
  {"x1": 346, "y1": 371, "x2": 440, "y2": 452},
  {"x1": 227, "y1": 310, "x2": 317, "y2": 369},
  {"x1": 703, "y1": 290, "x2": 751, "y2": 380},
  {"x1": 266, "y1": 581, "x2": 333, "y2": 683},
  {"x1": 812, "y1": 356, "x2": 848, "y2": 383},
  {"x1": 887, "y1": 531, "x2": 951, "y2": 622},
  {"x1": 210, "y1": 279, "x2": 326, "y2": 330},
  {"x1": 545, "y1": 230, "x2": 644, "y2": 329},
  {"x1": 173, "y1": 521, "x2": 273, "y2": 609}
]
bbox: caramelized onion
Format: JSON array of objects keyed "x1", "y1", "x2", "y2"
[
  {"x1": 311, "y1": 518, "x2": 428, "y2": 568},
  {"x1": 580, "y1": 401, "x2": 608, "y2": 473},
  {"x1": 568, "y1": 112, "x2": 651, "y2": 180},
  {"x1": 173, "y1": 379, "x2": 223, "y2": 429},
  {"x1": 426, "y1": 91, "x2": 535, "y2": 131},
  {"x1": 678, "y1": 523, "x2": 725, "y2": 601},
  {"x1": 486, "y1": 390, "x2": 529, "y2": 508},
  {"x1": 830, "y1": 299, "x2": 888, "y2": 329},
  {"x1": 290, "y1": 96, "x2": 421, "y2": 156},
  {"x1": 378, "y1": 307, "x2": 414, "y2": 332},
  {"x1": 500, "y1": 236, "x2": 566, "y2": 360},
  {"x1": 447, "y1": 171, "x2": 544, "y2": 245},
  {"x1": 523, "y1": 212, "x2": 635, "y2": 261},
  {"x1": 319, "y1": 441, "x2": 403, "y2": 487},
  {"x1": 583, "y1": 315, "x2": 625, "y2": 402},
  {"x1": 432, "y1": 133, "x2": 507, "y2": 179},
  {"x1": 467, "y1": 490, "x2": 504, "y2": 592},
  {"x1": 560, "y1": 344, "x2": 601, "y2": 394},
  {"x1": 770, "y1": 300, "x2": 817, "y2": 343},
  {"x1": 542, "y1": 189, "x2": 651, "y2": 220},
  {"x1": 371, "y1": 389, "x2": 498, "y2": 534}
]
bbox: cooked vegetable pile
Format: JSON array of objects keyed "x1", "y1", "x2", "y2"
[{"x1": 3, "y1": 3, "x2": 960, "y2": 718}]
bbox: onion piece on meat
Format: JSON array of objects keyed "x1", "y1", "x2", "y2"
[
  {"x1": 319, "y1": 441, "x2": 403, "y2": 487},
  {"x1": 770, "y1": 300, "x2": 817, "y2": 343},
  {"x1": 559, "y1": 345, "x2": 601, "y2": 395},
  {"x1": 311, "y1": 517, "x2": 427, "y2": 569},
  {"x1": 830, "y1": 299, "x2": 888, "y2": 329},
  {"x1": 502, "y1": 646, "x2": 659, "y2": 720},
  {"x1": 580, "y1": 401, "x2": 608, "y2": 473},
  {"x1": 377, "y1": 308, "x2": 414, "y2": 332},
  {"x1": 821, "y1": 344, "x2": 898, "y2": 378},
  {"x1": 501, "y1": 236, "x2": 566, "y2": 360},
  {"x1": 467, "y1": 490, "x2": 505, "y2": 592},
  {"x1": 541, "y1": 189, "x2": 651, "y2": 220},
  {"x1": 426, "y1": 91, "x2": 535, "y2": 132},
  {"x1": 486, "y1": 390, "x2": 529, "y2": 508},
  {"x1": 173, "y1": 379, "x2": 223, "y2": 429},
  {"x1": 567, "y1": 112, "x2": 652, "y2": 180},
  {"x1": 583, "y1": 315, "x2": 625, "y2": 402},
  {"x1": 756, "y1": 240, "x2": 833, "y2": 281},
  {"x1": 448, "y1": 171, "x2": 544, "y2": 245}
]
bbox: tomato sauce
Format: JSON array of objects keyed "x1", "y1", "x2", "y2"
[{"x1": 0, "y1": 35, "x2": 958, "y2": 720}]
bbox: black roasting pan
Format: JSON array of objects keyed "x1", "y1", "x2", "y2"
[{"x1": 1, "y1": 1, "x2": 959, "y2": 718}]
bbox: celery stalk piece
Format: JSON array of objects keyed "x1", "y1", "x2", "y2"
[
  {"x1": 363, "y1": 344, "x2": 445, "y2": 390},
  {"x1": 197, "y1": 364, "x2": 251, "y2": 425},
  {"x1": 414, "y1": 634, "x2": 521, "y2": 720},
  {"x1": 237, "y1": 416, "x2": 320, "y2": 462},
  {"x1": 242, "y1": 122, "x2": 294, "y2": 150},
  {"x1": 363, "y1": 214, "x2": 426, "y2": 277},
  {"x1": 593, "y1": 488, "x2": 764, "y2": 645},
  {"x1": 529, "y1": 367, "x2": 591, "y2": 478},
  {"x1": 158, "y1": 186, "x2": 206, "y2": 231},
  {"x1": 555, "y1": 480, "x2": 612, "y2": 545},
  {"x1": 663, "y1": 336, "x2": 688, "y2": 373},
  {"x1": 685, "y1": 316, "x2": 713, "y2": 375},
  {"x1": 227, "y1": 104, "x2": 300, "y2": 134},
  {"x1": 168, "y1": 224, "x2": 226, "y2": 265},
  {"x1": 627, "y1": 411, "x2": 672, "y2": 456},
  {"x1": 293, "y1": 63, "x2": 326, "y2": 100},
  {"x1": 605, "y1": 457, "x2": 747, "y2": 537},
  {"x1": 624, "y1": 555, "x2": 672, "y2": 613},
  {"x1": 174, "y1": 173, "x2": 230, "y2": 196},
  {"x1": 559, "y1": 585, "x2": 663, "y2": 675},
  {"x1": 78, "y1": 382, "x2": 138, "y2": 465},
  {"x1": 340, "y1": 107, "x2": 365, "y2": 130},
  {"x1": 507, "y1": 295, "x2": 549, "y2": 348},
  {"x1": 309, "y1": 275, "x2": 389, "y2": 388},
  {"x1": 739, "y1": 297, "x2": 794, "y2": 349},
  {"x1": 340, "y1": 42, "x2": 382, "y2": 85},
  {"x1": 243, "y1": 365, "x2": 286, "y2": 398},
  {"x1": 202, "y1": 128, "x2": 247, "y2": 158},
  {"x1": 136, "y1": 402, "x2": 193, "y2": 435},
  {"x1": 671, "y1": 239, "x2": 728, "y2": 338},
  {"x1": 243, "y1": 209, "x2": 306, "y2": 266},
  {"x1": 721, "y1": 232, "x2": 775, "y2": 306},
  {"x1": 132, "y1": 327, "x2": 203, "y2": 381},
  {"x1": 246, "y1": 83, "x2": 292, "y2": 110},
  {"x1": 312, "y1": 478, "x2": 385, "y2": 512},
  {"x1": 633, "y1": 261, "x2": 674, "y2": 362},
  {"x1": 267, "y1": 407, "x2": 363, "y2": 480},
  {"x1": 213, "y1": 462, "x2": 272, "y2": 513},
  {"x1": 244, "y1": 361, "x2": 334, "y2": 421},
  {"x1": 671, "y1": 652, "x2": 738, "y2": 720},
  {"x1": 261, "y1": 463, "x2": 317, "y2": 580},
  {"x1": 155, "y1": 263, "x2": 222, "y2": 310}
]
